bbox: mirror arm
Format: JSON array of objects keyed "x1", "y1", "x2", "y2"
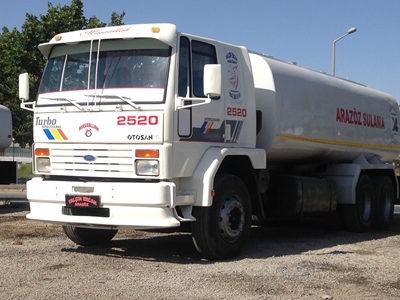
[
  {"x1": 20, "y1": 100, "x2": 35, "y2": 112},
  {"x1": 176, "y1": 95, "x2": 212, "y2": 110}
]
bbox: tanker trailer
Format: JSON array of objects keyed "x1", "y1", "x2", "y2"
[
  {"x1": 0, "y1": 105, "x2": 12, "y2": 151},
  {"x1": 250, "y1": 52, "x2": 400, "y2": 232},
  {"x1": 0, "y1": 104, "x2": 15, "y2": 184}
]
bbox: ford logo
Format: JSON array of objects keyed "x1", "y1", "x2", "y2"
[{"x1": 83, "y1": 154, "x2": 96, "y2": 162}]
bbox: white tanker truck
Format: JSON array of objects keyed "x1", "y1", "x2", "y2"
[{"x1": 19, "y1": 23, "x2": 400, "y2": 259}]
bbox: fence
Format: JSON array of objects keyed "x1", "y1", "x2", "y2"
[{"x1": 0, "y1": 146, "x2": 32, "y2": 164}]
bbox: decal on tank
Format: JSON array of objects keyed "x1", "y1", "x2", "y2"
[
  {"x1": 390, "y1": 105, "x2": 398, "y2": 134},
  {"x1": 336, "y1": 107, "x2": 385, "y2": 129}
]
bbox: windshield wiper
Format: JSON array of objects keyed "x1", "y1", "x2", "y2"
[
  {"x1": 42, "y1": 95, "x2": 141, "y2": 111},
  {"x1": 42, "y1": 97, "x2": 85, "y2": 111},
  {"x1": 85, "y1": 94, "x2": 141, "y2": 110}
]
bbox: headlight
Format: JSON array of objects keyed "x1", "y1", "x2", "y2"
[
  {"x1": 135, "y1": 160, "x2": 159, "y2": 176},
  {"x1": 36, "y1": 157, "x2": 51, "y2": 173}
]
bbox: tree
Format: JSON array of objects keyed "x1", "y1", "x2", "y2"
[
  {"x1": 87, "y1": 11, "x2": 126, "y2": 28},
  {"x1": 0, "y1": 27, "x2": 32, "y2": 145},
  {"x1": 109, "y1": 11, "x2": 126, "y2": 26},
  {"x1": 0, "y1": 0, "x2": 125, "y2": 146}
]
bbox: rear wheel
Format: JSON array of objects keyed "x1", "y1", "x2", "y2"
[
  {"x1": 372, "y1": 176, "x2": 394, "y2": 229},
  {"x1": 342, "y1": 174, "x2": 375, "y2": 232},
  {"x1": 191, "y1": 174, "x2": 252, "y2": 260},
  {"x1": 63, "y1": 226, "x2": 118, "y2": 246}
]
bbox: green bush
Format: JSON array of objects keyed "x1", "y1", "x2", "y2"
[{"x1": 18, "y1": 163, "x2": 34, "y2": 179}]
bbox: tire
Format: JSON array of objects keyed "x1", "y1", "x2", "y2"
[
  {"x1": 191, "y1": 174, "x2": 252, "y2": 260},
  {"x1": 372, "y1": 176, "x2": 394, "y2": 229},
  {"x1": 62, "y1": 226, "x2": 118, "y2": 246},
  {"x1": 341, "y1": 174, "x2": 375, "y2": 232}
]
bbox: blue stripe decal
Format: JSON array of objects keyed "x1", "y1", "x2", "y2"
[
  {"x1": 198, "y1": 121, "x2": 208, "y2": 134},
  {"x1": 43, "y1": 129, "x2": 55, "y2": 140}
]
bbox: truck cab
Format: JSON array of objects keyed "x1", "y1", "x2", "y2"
[{"x1": 19, "y1": 24, "x2": 265, "y2": 259}]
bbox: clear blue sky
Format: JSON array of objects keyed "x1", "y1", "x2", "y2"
[{"x1": 2, "y1": 0, "x2": 400, "y2": 102}]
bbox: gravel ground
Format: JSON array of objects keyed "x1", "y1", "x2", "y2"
[{"x1": 0, "y1": 205, "x2": 400, "y2": 300}]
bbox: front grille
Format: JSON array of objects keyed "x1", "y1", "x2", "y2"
[{"x1": 50, "y1": 147, "x2": 134, "y2": 176}]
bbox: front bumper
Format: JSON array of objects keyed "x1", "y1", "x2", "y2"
[{"x1": 26, "y1": 177, "x2": 194, "y2": 230}]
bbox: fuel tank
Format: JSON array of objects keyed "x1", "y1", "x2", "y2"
[{"x1": 250, "y1": 53, "x2": 400, "y2": 166}]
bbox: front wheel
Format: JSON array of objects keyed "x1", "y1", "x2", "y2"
[
  {"x1": 191, "y1": 174, "x2": 252, "y2": 260},
  {"x1": 63, "y1": 226, "x2": 118, "y2": 246}
]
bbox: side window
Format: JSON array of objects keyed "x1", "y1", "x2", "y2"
[
  {"x1": 177, "y1": 38, "x2": 217, "y2": 98},
  {"x1": 178, "y1": 37, "x2": 190, "y2": 97},
  {"x1": 191, "y1": 40, "x2": 217, "y2": 98}
]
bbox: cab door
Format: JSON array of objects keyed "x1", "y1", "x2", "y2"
[{"x1": 177, "y1": 36, "x2": 225, "y2": 143}]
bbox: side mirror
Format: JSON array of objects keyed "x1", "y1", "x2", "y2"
[
  {"x1": 176, "y1": 64, "x2": 222, "y2": 110},
  {"x1": 19, "y1": 73, "x2": 29, "y2": 101},
  {"x1": 203, "y1": 64, "x2": 221, "y2": 97}
]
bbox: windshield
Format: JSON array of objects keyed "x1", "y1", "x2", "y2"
[{"x1": 39, "y1": 38, "x2": 170, "y2": 102}]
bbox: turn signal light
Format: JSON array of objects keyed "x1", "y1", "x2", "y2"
[
  {"x1": 135, "y1": 149, "x2": 159, "y2": 158},
  {"x1": 35, "y1": 148, "x2": 50, "y2": 156}
]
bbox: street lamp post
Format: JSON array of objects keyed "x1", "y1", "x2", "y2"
[{"x1": 332, "y1": 27, "x2": 357, "y2": 76}]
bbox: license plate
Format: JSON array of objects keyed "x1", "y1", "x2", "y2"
[{"x1": 65, "y1": 195, "x2": 100, "y2": 208}]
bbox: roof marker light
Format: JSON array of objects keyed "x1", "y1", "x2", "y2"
[{"x1": 151, "y1": 27, "x2": 160, "y2": 33}]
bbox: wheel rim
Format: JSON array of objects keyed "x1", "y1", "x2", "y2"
[
  {"x1": 219, "y1": 196, "x2": 245, "y2": 243},
  {"x1": 361, "y1": 189, "x2": 372, "y2": 222}
]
